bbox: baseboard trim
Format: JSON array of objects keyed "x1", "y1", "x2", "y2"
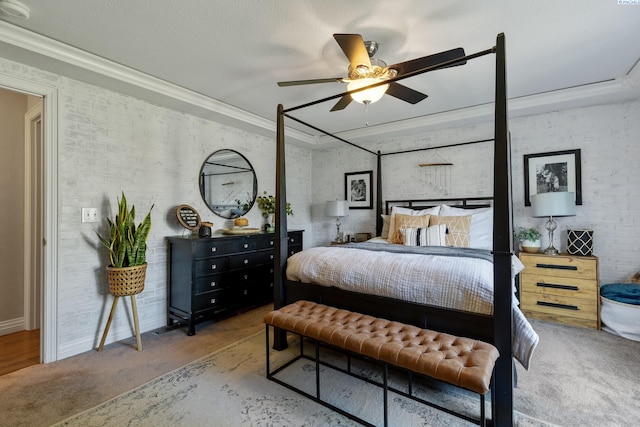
[
  {"x1": 0, "y1": 317, "x2": 25, "y2": 336},
  {"x1": 57, "y1": 313, "x2": 166, "y2": 360}
]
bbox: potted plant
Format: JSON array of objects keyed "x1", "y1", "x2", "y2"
[
  {"x1": 97, "y1": 192, "x2": 153, "y2": 296},
  {"x1": 516, "y1": 227, "x2": 542, "y2": 253},
  {"x1": 96, "y1": 192, "x2": 153, "y2": 351},
  {"x1": 255, "y1": 191, "x2": 293, "y2": 232}
]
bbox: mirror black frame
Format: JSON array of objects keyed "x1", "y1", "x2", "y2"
[{"x1": 199, "y1": 149, "x2": 257, "y2": 219}]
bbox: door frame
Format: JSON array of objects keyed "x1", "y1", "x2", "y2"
[
  {"x1": 1, "y1": 75, "x2": 58, "y2": 363},
  {"x1": 24, "y1": 101, "x2": 42, "y2": 333}
]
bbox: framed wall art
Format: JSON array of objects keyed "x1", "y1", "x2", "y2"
[
  {"x1": 345, "y1": 170, "x2": 373, "y2": 209},
  {"x1": 523, "y1": 149, "x2": 582, "y2": 206}
]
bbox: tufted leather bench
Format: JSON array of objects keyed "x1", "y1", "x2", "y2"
[{"x1": 264, "y1": 300, "x2": 499, "y2": 426}]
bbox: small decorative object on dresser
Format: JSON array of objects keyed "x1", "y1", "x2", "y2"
[
  {"x1": 256, "y1": 191, "x2": 293, "y2": 232},
  {"x1": 515, "y1": 227, "x2": 542, "y2": 253},
  {"x1": 567, "y1": 228, "x2": 594, "y2": 256},
  {"x1": 519, "y1": 252, "x2": 600, "y2": 329}
]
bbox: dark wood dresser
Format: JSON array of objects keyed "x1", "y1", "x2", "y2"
[{"x1": 166, "y1": 230, "x2": 303, "y2": 335}]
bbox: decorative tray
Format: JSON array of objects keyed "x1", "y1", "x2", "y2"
[{"x1": 221, "y1": 227, "x2": 261, "y2": 235}]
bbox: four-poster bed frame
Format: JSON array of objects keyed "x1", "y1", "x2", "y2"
[{"x1": 273, "y1": 33, "x2": 514, "y2": 426}]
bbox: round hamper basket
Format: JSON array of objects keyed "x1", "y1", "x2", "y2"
[
  {"x1": 107, "y1": 264, "x2": 147, "y2": 296},
  {"x1": 600, "y1": 283, "x2": 640, "y2": 342}
]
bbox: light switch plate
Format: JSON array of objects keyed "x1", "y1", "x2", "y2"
[{"x1": 82, "y1": 207, "x2": 98, "y2": 223}]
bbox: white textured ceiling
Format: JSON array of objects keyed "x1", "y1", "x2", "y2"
[{"x1": 1, "y1": 0, "x2": 639, "y2": 144}]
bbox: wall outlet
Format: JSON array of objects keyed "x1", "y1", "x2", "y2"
[{"x1": 82, "y1": 207, "x2": 98, "y2": 223}]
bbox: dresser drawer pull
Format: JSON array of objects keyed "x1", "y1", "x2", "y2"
[
  {"x1": 211, "y1": 247, "x2": 217, "y2": 253},
  {"x1": 210, "y1": 298, "x2": 216, "y2": 304},
  {"x1": 210, "y1": 281, "x2": 216, "y2": 287},
  {"x1": 270, "y1": 240, "x2": 274, "y2": 246},
  {"x1": 211, "y1": 264, "x2": 217, "y2": 270},
  {"x1": 536, "y1": 301, "x2": 579, "y2": 310},
  {"x1": 243, "y1": 243, "x2": 249, "y2": 249},
  {"x1": 243, "y1": 289, "x2": 248, "y2": 295},
  {"x1": 290, "y1": 238, "x2": 295, "y2": 243},
  {"x1": 243, "y1": 259, "x2": 249, "y2": 265},
  {"x1": 535, "y1": 263, "x2": 577, "y2": 271},
  {"x1": 270, "y1": 254, "x2": 274, "y2": 260},
  {"x1": 536, "y1": 282, "x2": 579, "y2": 291},
  {"x1": 244, "y1": 274, "x2": 248, "y2": 280}
]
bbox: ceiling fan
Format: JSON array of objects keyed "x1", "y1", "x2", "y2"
[{"x1": 278, "y1": 33, "x2": 467, "y2": 112}]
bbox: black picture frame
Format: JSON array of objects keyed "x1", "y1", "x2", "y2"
[
  {"x1": 523, "y1": 149, "x2": 582, "y2": 206},
  {"x1": 345, "y1": 170, "x2": 373, "y2": 209}
]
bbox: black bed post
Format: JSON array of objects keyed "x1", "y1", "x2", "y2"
[
  {"x1": 273, "y1": 103, "x2": 289, "y2": 350},
  {"x1": 375, "y1": 151, "x2": 383, "y2": 236},
  {"x1": 492, "y1": 33, "x2": 514, "y2": 426}
]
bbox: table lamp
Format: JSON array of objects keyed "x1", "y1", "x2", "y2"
[
  {"x1": 325, "y1": 200, "x2": 348, "y2": 242},
  {"x1": 531, "y1": 191, "x2": 576, "y2": 255}
]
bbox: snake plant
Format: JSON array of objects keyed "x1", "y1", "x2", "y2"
[{"x1": 97, "y1": 192, "x2": 153, "y2": 268}]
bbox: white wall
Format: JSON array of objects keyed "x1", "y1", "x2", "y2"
[
  {"x1": 0, "y1": 56, "x2": 312, "y2": 359},
  {"x1": 312, "y1": 100, "x2": 640, "y2": 285}
]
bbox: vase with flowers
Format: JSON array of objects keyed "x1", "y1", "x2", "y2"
[{"x1": 255, "y1": 191, "x2": 293, "y2": 232}]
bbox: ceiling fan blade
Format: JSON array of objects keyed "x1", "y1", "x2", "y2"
[
  {"x1": 330, "y1": 95, "x2": 353, "y2": 112},
  {"x1": 333, "y1": 33, "x2": 372, "y2": 70},
  {"x1": 389, "y1": 47, "x2": 466, "y2": 76},
  {"x1": 277, "y1": 77, "x2": 344, "y2": 87},
  {"x1": 385, "y1": 82, "x2": 428, "y2": 104}
]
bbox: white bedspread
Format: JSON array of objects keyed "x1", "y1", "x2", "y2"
[{"x1": 286, "y1": 244, "x2": 539, "y2": 369}]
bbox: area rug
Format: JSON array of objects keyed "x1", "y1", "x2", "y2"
[{"x1": 53, "y1": 331, "x2": 551, "y2": 427}]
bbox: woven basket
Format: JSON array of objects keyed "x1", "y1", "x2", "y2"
[{"x1": 107, "y1": 264, "x2": 147, "y2": 296}]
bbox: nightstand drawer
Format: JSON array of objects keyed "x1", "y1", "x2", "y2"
[
  {"x1": 521, "y1": 291, "x2": 598, "y2": 321},
  {"x1": 520, "y1": 254, "x2": 597, "y2": 280},
  {"x1": 520, "y1": 275, "x2": 597, "y2": 299}
]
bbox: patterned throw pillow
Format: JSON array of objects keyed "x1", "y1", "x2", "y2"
[
  {"x1": 389, "y1": 213, "x2": 430, "y2": 244},
  {"x1": 401, "y1": 224, "x2": 447, "y2": 247},
  {"x1": 430, "y1": 215, "x2": 472, "y2": 247}
]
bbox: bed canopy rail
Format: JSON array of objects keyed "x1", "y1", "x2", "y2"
[{"x1": 274, "y1": 33, "x2": 513, "y2": 426}]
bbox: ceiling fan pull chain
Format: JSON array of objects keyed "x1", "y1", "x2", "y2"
[{"x1": 365, "y1": 101, "x2": 370, "y2": 126}]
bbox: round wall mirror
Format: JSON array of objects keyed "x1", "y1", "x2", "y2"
[{"x1": 199, "y1": 149, "x2": 257, "y2": 219}]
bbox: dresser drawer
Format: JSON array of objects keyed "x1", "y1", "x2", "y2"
[
  {"x1": 194, "y1": 238, "x2": 256, "y2": 259},
  {"x1": 194, "y1": 273, "x2": 231, "y2": 294},
  {"x1": 521, "y1": 291, "x2": 598, "y2": 321},
  {"x1": 519, "y1": 254, "x2": 597, "y2": 280},
  {"x1": 520, "y1": 275, "x2": 598, "y2": 299},
  {"x1": 194, "y1": 257, "x2": 229, "y2": 277},
  {"x1": 193, "y1": 288, "x2": 233, "y2": 311},
  {"x1": 228, "y1": 251, "x2": 274, "y2": 270}
]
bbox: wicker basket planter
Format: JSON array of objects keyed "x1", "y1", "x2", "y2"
[{"x1": 107, "y1": 264, "x2": 147, "y2": 296}]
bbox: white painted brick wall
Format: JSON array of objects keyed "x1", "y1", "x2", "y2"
[
  {"x1": 312, "y1": 100, "x2": 640, "y2": 286},
  {"x1": 0, "y1": 57, "x2": 312, "y2": 359}
]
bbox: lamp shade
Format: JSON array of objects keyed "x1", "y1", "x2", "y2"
[
  {"x1": 325, "y1": 200, "x2": 348, "y2": 217},
  {"x1": 531, "y1": 192, "x2": 576, "y2": 217},
  {"x1": 347, "y1": 78, "x2": 389, "y2": 104}
]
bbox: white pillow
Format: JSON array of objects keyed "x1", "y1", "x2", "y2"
[
  {"x1": 401, "y1": 224, "x2": 447, "y2": 247},
  {"x1": 439, "y1": 204, "x2": 493, "y2": 250},
  {"x1": 387, "y1": 205, "x2": 440, "y2": 243}
]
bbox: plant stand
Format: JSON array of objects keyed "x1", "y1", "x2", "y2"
[{"x1": 97, "y1": 264, "x2": 146, "y2": 351}]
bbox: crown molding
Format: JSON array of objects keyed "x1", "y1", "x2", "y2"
[
  {"x1": 0, "y1": 21, "x2": 316, "y2": 145},
  {"x1": 1, "y1": 21, "x2": 637, "y2": 150}
]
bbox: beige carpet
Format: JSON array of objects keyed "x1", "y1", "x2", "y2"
[
  {"x1": 1, "y1": 304, "x2": 638, "y2": 427},
  {"x1": 0, "y1": 305, "x2": 273, "y2": 427},
  {"x1": 52, "y1": 331, "x2": 548, "y2": 427}
]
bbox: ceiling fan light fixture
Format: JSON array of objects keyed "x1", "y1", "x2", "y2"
[{"x1": 347, "y1": 78, "x2": 389, "y2": 104}]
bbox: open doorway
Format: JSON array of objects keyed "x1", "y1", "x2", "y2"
[{"x1": 0, "y1": 87, "x2": 44, "y2": 375}]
